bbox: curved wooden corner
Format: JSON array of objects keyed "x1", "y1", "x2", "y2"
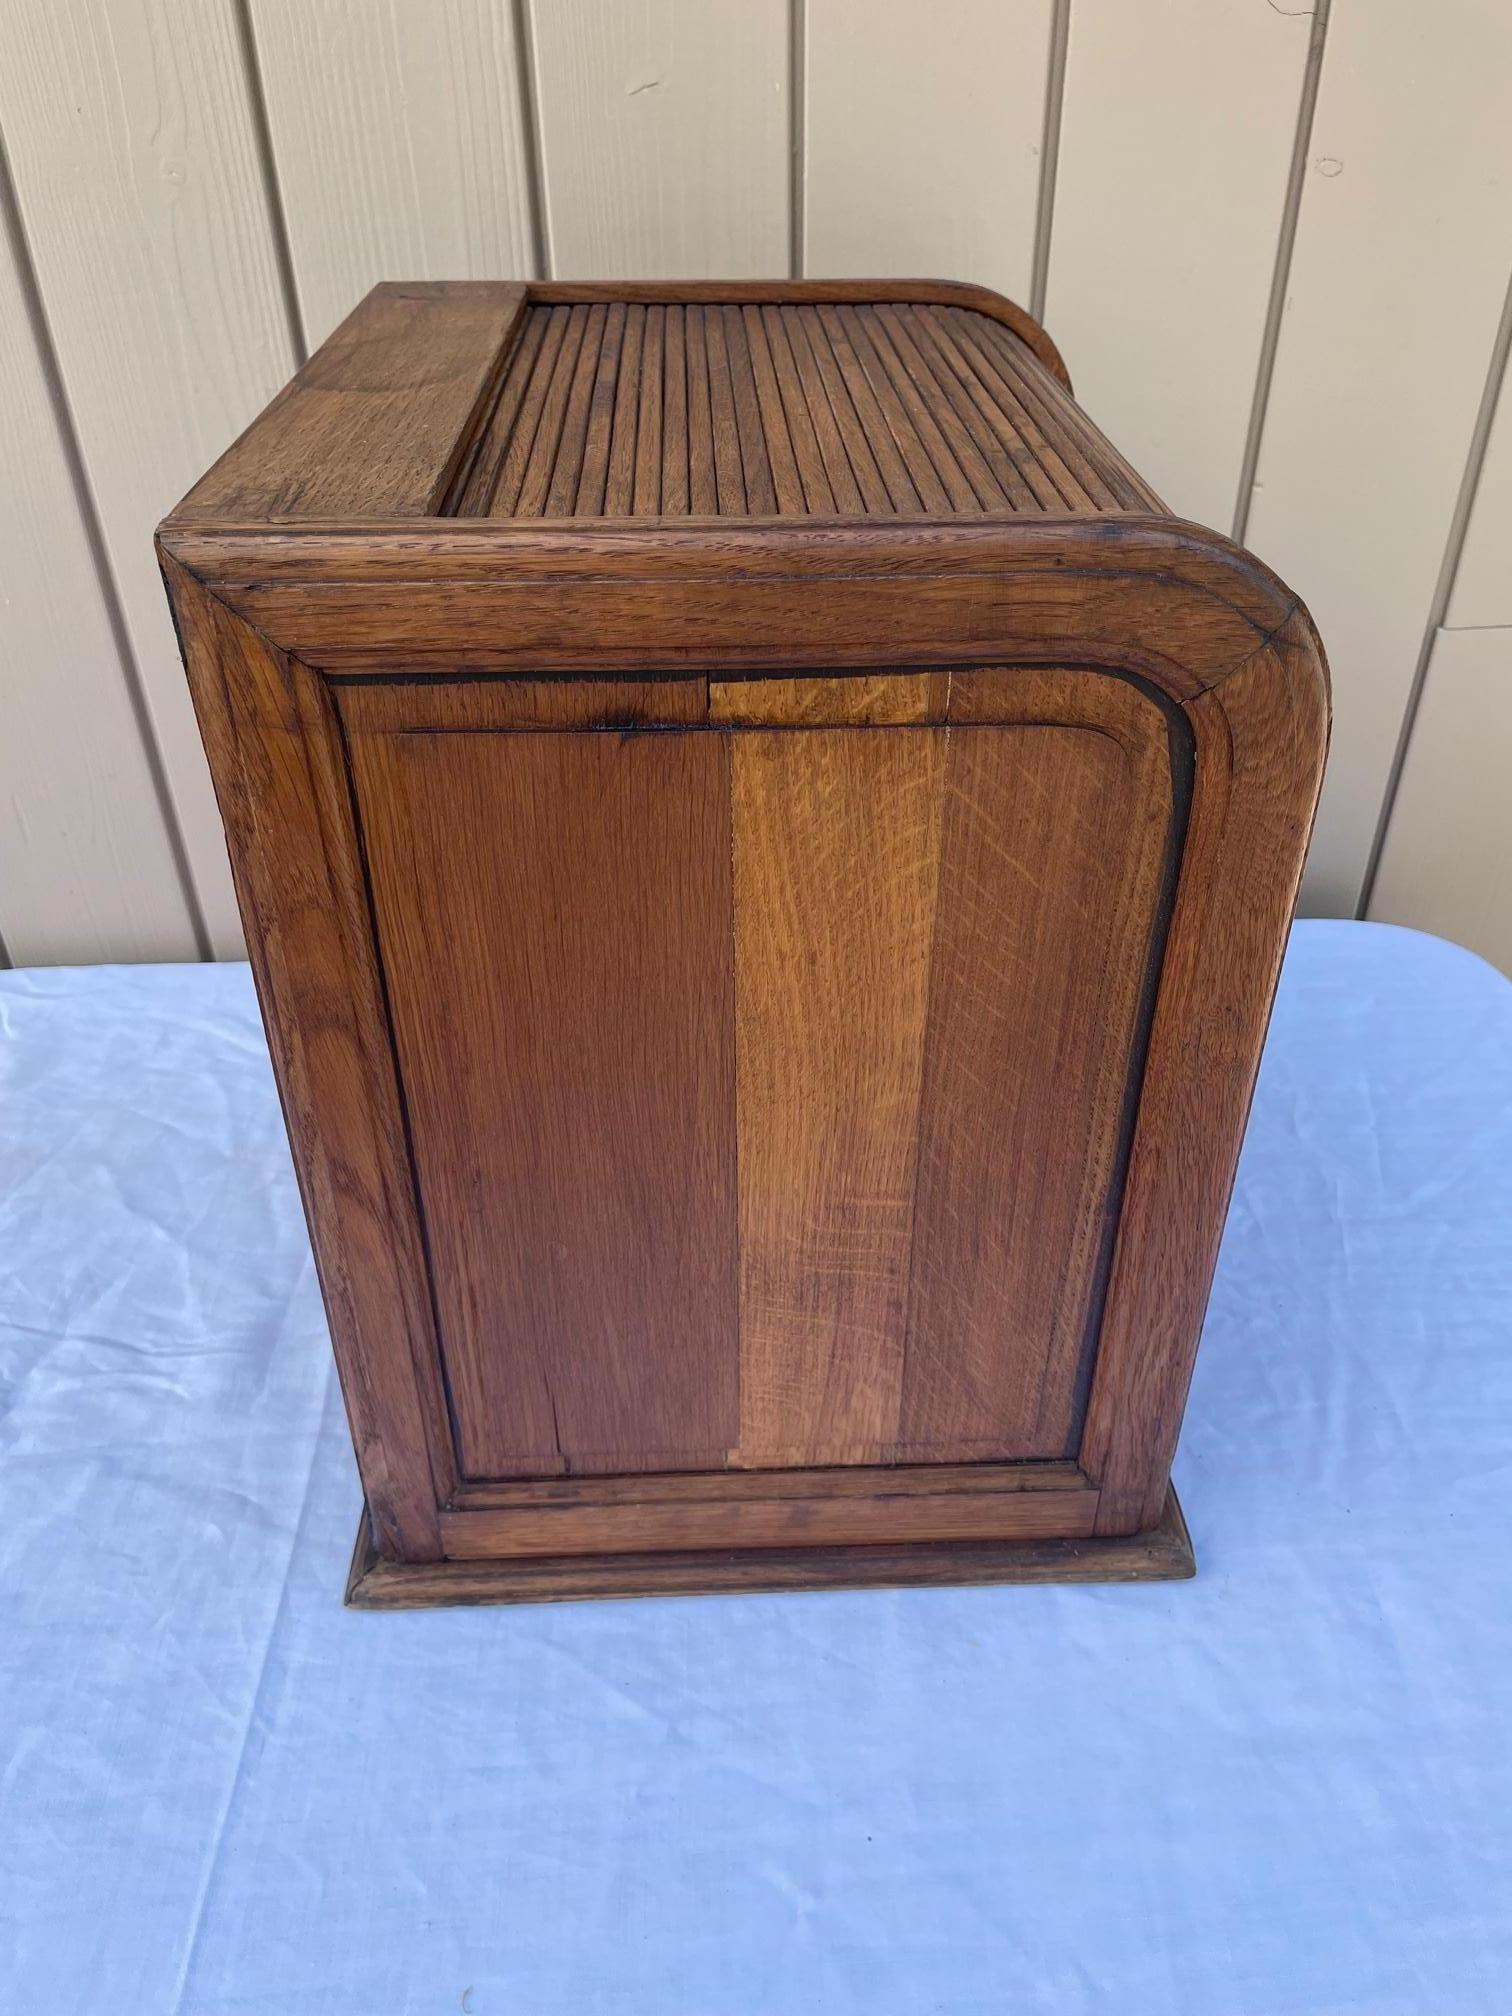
[{"x1": 1080, "y1": 595, "x2": 1329, "y2": 1534}]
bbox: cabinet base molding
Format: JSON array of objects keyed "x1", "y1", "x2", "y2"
[{"x1": 345, "y1": 1488, "x2": 1194, "y2": 1610}]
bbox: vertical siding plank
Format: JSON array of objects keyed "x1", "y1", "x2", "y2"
[
  {"x1": 803, "y1": 0, "x2": 1052, "y2": 300},
  {"x1": 1046, "y1": 0, "x2": 1313, "y2": 527},
  {"x1": 529, "y1": 0, "x2": 790, "y2": 279},
  {"x1": 1243, "y1": 3, "x2": 1512, "y2": 914},
  {"x1": 0, "y1": 196, "x2": 198, "y2": 964},
  {"x1": 249, "y1": 0, "x2": 537, "y2": 349},
  {"x1": 0, "y1": 0, "x2": 299, "y2": 957},
  {"x1": 1369, "y1": 627, "x2": 1512, "y2": 978},
  {"x1": 1446, "y1": 339, "x2": 1512, "y2": 629}
]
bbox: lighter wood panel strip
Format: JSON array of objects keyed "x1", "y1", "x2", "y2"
[
  {"x1": 901, "y1": 690, "x2": 1174, "y2": 1460},
  {"x1": 733, "y1": 728, "x2": 946, "y2": 1468},
  {"x1": 709, "y1": 674, "x2": 947, "y2": 726},
  {"x1": 440, "y1": 1487, "x2": 1098, "y2": 1560}
]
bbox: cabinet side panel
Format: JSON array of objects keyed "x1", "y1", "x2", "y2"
[
  {"x1": 900, "y1": 718, "x2": 1172, "y2": 1458},
  {"x1": 732, "y1": 727, "x2": 947, "y2": 1467},
  {"x1": 348, "y1": 726, "x2": 739, "y2": 1478}
]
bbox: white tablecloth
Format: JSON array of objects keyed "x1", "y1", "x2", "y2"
[{"x1": 2, "y1": 921, "x2": 1509, "y2": 2014}]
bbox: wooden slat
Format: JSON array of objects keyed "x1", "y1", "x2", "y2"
[
  {"x1": 901, "y1": 689, "x2": 1174, "y2": 1461},
  {"x1": 0, "y1": 0, "x2": 300, "y2": 954},
  {"x1": 732, "y1": 727, "x2": 946, "y2": 1467},
  {"x1": 440, "y1": 1487, "x2": 1097, "y2": 1561},
  {"x1": 803, "y1": 0, "x2": 1052, "y2": 300},
  {"x1": 1243, "y1": 2, "x2": 1512, "y2": 912},
  {"x1": 348, "y1": 726, "x2": 739, "y2": 1479},
  {"x1": 1369, "y1": 626, "x2": 1512, "y2": 979},
  {"x1": 248, "y1": 0, "x2": 536, "y2": 348},
  {"x1": 0, "y1": 197, "x2": 198, "y2": 963},
  {"x1": 530, "y1": 0, "x2": 790, "y2": 279},
  {"x1": 1046, "y1": 0, "x2": 1314, "y2": 525}
]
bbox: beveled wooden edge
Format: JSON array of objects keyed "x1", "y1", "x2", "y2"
[
  {"x1": 345, "y1": 1486, "x2": 1194, "y2": 1608},
  {"x1": 159, "y1": 548, "x2": 458, "y2": 1559},
  {"x1": 154, "y1": 515, "x2": 1315, "y2": 709},
  {"x1": 523, "y1": 277, "x2": 1072, "y2": 389}
]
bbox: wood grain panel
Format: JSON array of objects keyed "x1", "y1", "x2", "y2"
[
  {"x1": 803, "y1": 0, "x2": 1052, "y2": 299},
  {"x1": 1047, "y1": 0, "x2": 1312, "y2": 527},
  {"x1": 348, "y1": 726, "x2": 738, "y2": 1479},
  {"x1": 179, "y1": 283, "x2": 525, "y2": 522},
  {"x1": 732, "y1": 727, "x2": 946, "y2": 1467},
  {"x1": 900, "y1": 699, "x2": 1174, "y2": 1460},
  {"x1": 1369, "y1": 626, "x2": 1512, "y2": 979},
  {"x1": 0, "y1": 0, "x2": 298, "y2": 955},
  {"x1": 1242, "y1": 1, "x2": 1512, "y2": 913},
  {"x1": 249, "y1": 0, "x2": 536, "y2": 348},
  {"x1": 0, "y1": 179, "x2": 197, "y2": 962},
  {"x1": 528, "y1": 0, "x2": 790, "y2": 280}
]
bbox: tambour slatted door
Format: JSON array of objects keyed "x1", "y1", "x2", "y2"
[{"x1": 159, "y1": 280, "x2": 1328, "y2": 1605}]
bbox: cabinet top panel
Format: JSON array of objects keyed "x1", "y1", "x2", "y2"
[{"x1": 169, "y1": 281, "x2": 1166, "y2": 529}]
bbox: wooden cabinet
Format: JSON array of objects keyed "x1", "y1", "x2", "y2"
[{"x1": 159, "y1": 280, "x2": 1328, "y2": 1605}]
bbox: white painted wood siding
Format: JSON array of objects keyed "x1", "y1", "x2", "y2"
[
  {"x1": 803, "y1": 0, "x2": 1052, "y2": 301},
  {"x1": 0, "y1": 0, "x2": 1506, "y2": 965}
]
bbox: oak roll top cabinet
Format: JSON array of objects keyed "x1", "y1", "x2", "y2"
[{"x1": 159, "y1": 280, "x2": 1328, "y2": 1608}]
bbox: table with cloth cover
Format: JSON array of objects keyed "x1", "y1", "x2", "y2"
[{"x1": 1, "y1": 919, "x2": 1509, "y2": 2016}]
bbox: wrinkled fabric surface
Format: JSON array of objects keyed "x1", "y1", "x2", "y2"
[{"x1": 1, "y1": 921, "x2": 1509, "y2": 2016}]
